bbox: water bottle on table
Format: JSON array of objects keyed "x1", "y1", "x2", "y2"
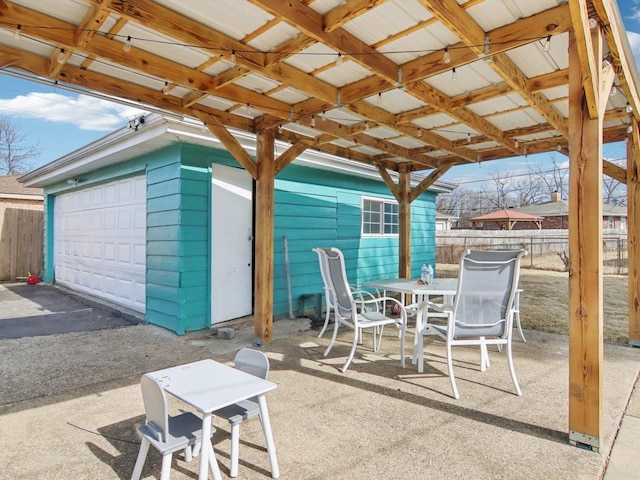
[
  {"x1": 421, "y1": 264, "x2": 428, "y2": 284},
  {"x1": 426, "y1": 264, "x2": 434, "y2": 285}
]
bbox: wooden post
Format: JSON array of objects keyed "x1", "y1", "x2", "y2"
[
  {"x1": 567, "y1": 30, "x2": 604, "y2": 452},
  {"x1": 398, "y1": 166, "x2": 411, "y2": 278},
  {"x1": 254, "y1": 130, "x2": 275, "y2": 343},
  {"x1": 628, "y1": 117, "x2": 640, "y2": 346}
]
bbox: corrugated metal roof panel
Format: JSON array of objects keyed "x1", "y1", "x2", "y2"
[
  {"x1": 342, "y1": 0, "x2": 431, "y2": 46},
  {"x1": 467, "y1": 93, "x2": 529, "y2": 116},
  {"x1": 488, "y1": 108, "x2": 547, "y2": 130},
  {"x1": 232, "y1": 74, "x2": 281, "y2": 94},
  {"x1": 364, "y1": 89, "x2": 426, "y2": 114},
  {"x1": 425, "y1": 61, "x2": 504, "y2": 97},
  {"x1": 156, "y1": 0, "x2": 273, "y2": 41},
  {"x1": 389, "y1": 136, "x2": 429, "y2": 148},
  {"x1": 14, "y1": 0, "x2": 88, "y2": 23},
  {"x1": 246, "y1": 22, "x2": 300, "y2": 52},
  {"x1": 365, "y1": 127, "x2": 401, "y2": 139},
  {"x1": 413, "y1": 113, "x2": 458, "y2": 129},
  {"x1": 270, "y1": 88, "x2": 310, "y2": 104},
  {"x1": 285, "y1": 43, "x2": 337, "y2": 73},
  {"x1": 315, "y1": 61, "x2": 372, "y2": 87},
  {"x1": 505, "y1": 39, "x2": 568, "y2": 78}
]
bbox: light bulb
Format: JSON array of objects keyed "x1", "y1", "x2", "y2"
[
  {"x1": 589, "y1": 18, "x2": 598, "y2": 29},
  {"x1": 443, "y1": 47, "x2": 451, "y2": 64},
  {"x1": 627, "y1": 103, "x2": 633, "y2": 113},
  {"x1": 277, "y1": 125, "x2": 283, "y2": 134},
  {"x1": 556, "y1": 144, "x2": 561, "y2": 151},
  {"x1": 417, "y1": 128, "x2": 422, "y2": 138},
  {"x1": 610, "y1": 85, "x2": 618, "y2": 97},
  {"x1": 467, "y1": 133, "x2": 471, "y2": 143},
  {"x1": 320, "y1": 110, "x2": 326, "y2": 121},
  {"x1": 364, "y1": 120, "x2": 369, "y2": 130},
  {"x1": 230, "y1": 50, "x2": 236, "y2": 65},
  {"x1": 376, "y1": 93, "x2": 382, "y2": 105},
  {"x1": 162, "y1": 82, "x2": 170, "y2": 95},
  {"x1": 245, "y1": 102, "x2": 250, "y2": 115},
  {"x1": 57, "y1": 49, "x2": 65, "y2": 64},
  {"x1": 514, "y1": 139, "x2": 519, "y2": 148},
  {"x1": 310, "y1": 115, "x2": 316, "y2": 127},
  {"x1": 13, "y1": 25, "x2": 21, "y2": 40},
  {"x1": 627, "y1": 125, "x2": 633, "y2": 134},
  {"x1": 452, "y1": 68, "x2": 458, "y2": 83},
  {"x1": 336, "y1": 53, "x2": 343, "y2": 66},
  {"x1": 543, "y1": 36, "x2": 551, "y2": 53},
  {"x1": 123, "y1": 36, "x2": 131, "y2": 52},
  {"x1": 602, "y1": 59, "x2": 612, "y2": 69}
]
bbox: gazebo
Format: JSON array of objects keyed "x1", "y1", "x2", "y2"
[
  {"x1": 470, "y1": 209, "x2": 544, "y2": 230},
  {"x1": 1, "y1": 0, "x2": 638, "y2": 452}
]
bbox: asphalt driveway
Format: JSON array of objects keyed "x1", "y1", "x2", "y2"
[{"x1": 0, "y1": 282, "x2": 142, "y2": 340}]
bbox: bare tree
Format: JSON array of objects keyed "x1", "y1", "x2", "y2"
[
  {"x1": 529, "y1": 155, "x2": 568, "y2": 199},
  {"x1": 0, "y1": 117, "x2": 40, "y2": 175}
]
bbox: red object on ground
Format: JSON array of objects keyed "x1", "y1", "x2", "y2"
[{"x1": 26, "y1": 275, "x2": 40, "y2": 285}]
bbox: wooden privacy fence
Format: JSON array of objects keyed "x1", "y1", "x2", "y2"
[
  {"x1": 436, "y1": 229, "x2": 628, "y2": 275},
  {"x1": 0, "y1": 204, "x2": 44, "y2": 281}
]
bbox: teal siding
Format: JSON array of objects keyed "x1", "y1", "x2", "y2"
[{"x1": 271, "y1": 165, "x2": 437, "y2": 317}]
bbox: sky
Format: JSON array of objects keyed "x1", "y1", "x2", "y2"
[{"x1": 1, "y1": 1, "x2": 640, "y2": 183}]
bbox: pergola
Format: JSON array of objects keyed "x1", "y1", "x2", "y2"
[
  {"x1": 0, "y1": 0, "x2": 638, "y2": 452},
  {"x1": 470, "y1": 209, "x2": 544, "y2": 230}
]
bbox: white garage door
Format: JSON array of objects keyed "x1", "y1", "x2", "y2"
[{"x1": 54, "y1": 176, "x2": 146, "y2": 313}]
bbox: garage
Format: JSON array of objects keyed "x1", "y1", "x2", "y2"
[{"x1": 54, "y1": 176, "x2": 146, "y2": 313}]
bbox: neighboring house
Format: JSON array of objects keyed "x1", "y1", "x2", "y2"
[
  {"x1": 0, "y1": 175, "x2": 44, "y2": 281},
  {"x1": 20, "y1": 114, "x2": 453, "y2": 334},
  {"x1": 514, "y1": 191, "x2": 627, "y2": 230},
  {"x1": 435, "y1": 211, "x2": 458, "y2": 232}
]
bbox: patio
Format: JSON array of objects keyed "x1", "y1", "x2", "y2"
[{"x1": 1, "y1": 316, "x2": 638, "y2": 479}]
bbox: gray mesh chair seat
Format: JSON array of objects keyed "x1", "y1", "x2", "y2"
[
  {"x1": 415, "y1": 249, "x2": 526, "y2": 399},
  {"x1": 316, "y1": 247, "x2": 407, "y2": 372}
]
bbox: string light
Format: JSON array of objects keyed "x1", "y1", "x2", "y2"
[
  {"x1": 627, "y1": 125, "x2": 633, "y2": 134},
  {"x1": 277, "y1": 125, "x2": 283, "y2": 134},
  {"x1": 123, "y1": 36, "x2": 132, "y2": 52},
  {"x1": 467, "y1": 133, "x2": 471, "y2": 143},
  {"x1": 443, "y1": 47, "x2": 451, "y2": 64},
  {"x1": 245, "y1": 102, "x2": 250, "y2": 114},
  {"x1": 610, "y1": 85, "x2": 618, "y2": 97},
  {"x1": 13, "y1": 25, "x2": 21, "y2": 40},
  {"x1": 310, "y1": 115, "x2": 316, "y2": 127},
  {"x1": 543, "y1": 35, "x2": 551, "y2": 52},
  {"x1": 376, "y1": 93, "x2": 382, "y2": 105},
  {"x1": 556, "y1": 144, "x2": 561, "y2": 151},
  {"x1": 320, "y1": 110, "x2": 326, "y2": 121},
  {"x1": 417, "y1": 128, "x2": 422, "y2": 138},
  {"x1": 514, "y1": 139, "x2": 519, "y2": 148},
  {"x1": 589, "y1": 18, "x2": 598, "y2": 29},
  {"x1": 627, "y1": 103, "x2": 633, "y2": 113},
  {"x1": 602, "y1": 59, "x2": 612, "y2": 69},
  {"x1": 452, "y1": 67, "x2": 458, "y2": 82},
  {"x1": 336, "y1": 53, "x2": 343, "y2": 66},
  {"x1": 162, "y1": 81, "x2": 170, "y2": 94},
  {"x1": 56, "y1": 48, "x2": 65, "y2": 64},
  {"x1": 230, "y1": 50, "x2": 236, "y2": 64},
  {"x1": 364, "y1": 120, "x2": 369, "y2": 130}
]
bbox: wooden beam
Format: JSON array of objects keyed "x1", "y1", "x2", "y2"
[
  {"x1": 628, "y1": 118, "x2": 640, "y2": 346},
  {"x1": 194, "y1": 112, "x2": 259, "y2": 180},
  {"x1": 410, "y1": 165, "x2": 453, "y2": 202},
  {"x1": 254, "y1": 130, "x2": 276, "y2": 343},
  {"x1": 398, "y1": 166, "x2": 411, "y2": 279},
  {"x1": 323, "y1": 0, "x2": 389, "y2": 32},
  {"x1": 568, "y1": 0, "x2": 600, "y2": 119},
  {"x1": 568, "y1": 30, "x2": 603, "y2": 452},
  {"x1": 275, "y1": 142, "x2": 308, "y2": 174},
  {"x1": 376, "y1": 165, "x2": 400, "y2": 200},
  {"x1": 249, "y1": 0, "x2": 399, "y2": 84},
  {"x1": 603, "y1": 159, "x2": 627, "y2": 184}
]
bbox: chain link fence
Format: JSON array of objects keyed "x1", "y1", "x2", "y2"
[{"x1": 436, "y1": 230, "x2": 628, "y2": 275}]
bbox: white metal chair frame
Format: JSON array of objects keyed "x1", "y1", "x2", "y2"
[
  {"x1": 414, "y1": 249, "x2": 525, "y2": 399},
  {"x1": 313, "y1": 247, "x2": 379, "y2": 340},
  {"x1": 131, "y1": 374, "x2": 221, "y2": 480},
  {"x1": 319, "y1": 247, "x2": 407, "y2": 372}
]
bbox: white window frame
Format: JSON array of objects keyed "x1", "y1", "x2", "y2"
[{"x1": 361, "y1": 196, "x2": 399, "y2": 236}]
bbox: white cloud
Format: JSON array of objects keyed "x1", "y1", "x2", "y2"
[{"x1": 0, "y1": 92, "x2": 145, "y2": 131}]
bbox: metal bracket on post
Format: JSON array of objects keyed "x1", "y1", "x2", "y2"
[{"x1": 569, "y1": 431, "x2": 600, "y2": 453}]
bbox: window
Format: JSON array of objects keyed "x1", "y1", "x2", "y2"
[{"x1": 362, "y1": 198, "x2": 399, "y2": 235}]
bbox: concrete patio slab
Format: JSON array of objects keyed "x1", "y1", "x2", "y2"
[{"x1": 1, "y1": 313, "x2": 639, "y2": 479}]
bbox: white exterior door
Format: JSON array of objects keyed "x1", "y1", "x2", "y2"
[
  {"x1": 54, "y1": 176, "x2": 146, "y2": 313},
  {"x1": 211, "y1": 164, "x2": 253, "y2": 324}
]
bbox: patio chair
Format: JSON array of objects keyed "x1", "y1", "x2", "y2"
[
  {"x1": 414, "y1": 249, "x2": 525, "y2": 399},
  {"x1": 131, "y1": 374, "x2": 221, "y2": 480},
  {"x1": 320, "y1": 247, "x2": 407, "y2": 372},
  {"x1": 312, "y1": 247, "x2": 379, "y2": 339},
  {"x1": 211, "y1": 348, "x2": 270, "y2": 478}
]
